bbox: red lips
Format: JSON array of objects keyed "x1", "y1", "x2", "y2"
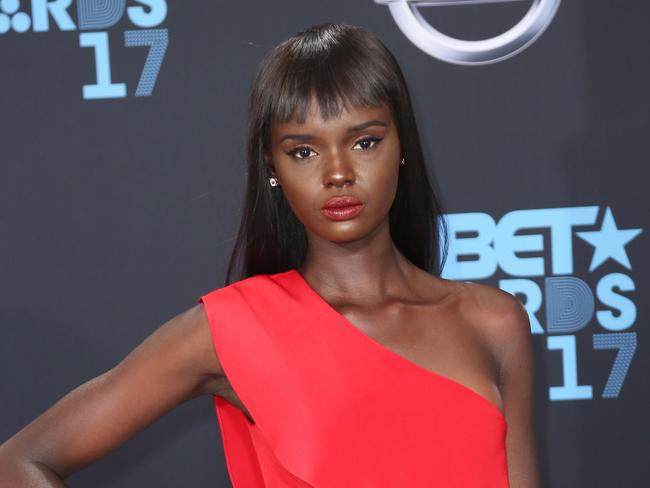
[{"x1": 321, "y1": 195, "x2": 364, "y2": 221}]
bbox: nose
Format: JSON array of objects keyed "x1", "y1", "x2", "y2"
[{"x1": 322, "y1": 153, "x2": 356, "y2": 188}]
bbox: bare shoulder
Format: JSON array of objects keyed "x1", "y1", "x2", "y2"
[
  {"x1": 413, "y1": 268, "x2": 531, "y2": 353},
  {"x1": 453, "y1": 280, "x2": 532, "y2": 369},
  {"x1": 459, "y1": 281, "x2": 529, "y2": 328}
]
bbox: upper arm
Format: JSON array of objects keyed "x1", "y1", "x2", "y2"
[
  {"x1": 463, "y1": 282, "x2": 540, "y2": 487},
  {"x1": 487, "y1": 289, "x2": 540, "y2": 488},
  {"x1": 0, "y1": 301, "x2": 224, "y2": 480}
]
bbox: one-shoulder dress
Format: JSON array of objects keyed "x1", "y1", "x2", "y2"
[{"x1": 198, "y1": 269, "x2": 509, "y2": 487}]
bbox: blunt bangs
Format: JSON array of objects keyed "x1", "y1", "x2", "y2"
[{"x1": 258, "y1": 24, "x2": 399, "y2": 137}]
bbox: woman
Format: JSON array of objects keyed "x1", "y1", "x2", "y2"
[{"x1": 0, "y1": 23, "x2": 538, "y2": 487}]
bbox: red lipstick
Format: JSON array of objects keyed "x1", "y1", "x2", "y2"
[{"x1": 321, "y1": 196, "x2": 364, "y2": 221}]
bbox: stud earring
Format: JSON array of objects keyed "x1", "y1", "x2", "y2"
[
  {"x1": 269, "y1": 176, "x2": 279, "y2": 187},
  {"x1": 400, "y1": 157, "x2": 406, "y2": 166}
]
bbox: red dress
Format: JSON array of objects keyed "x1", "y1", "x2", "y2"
[{"x1": 198, "y1": 269, "x2": 509, "y2": 487}]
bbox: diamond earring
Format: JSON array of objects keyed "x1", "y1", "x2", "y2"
[
  {"x1": 400, "y1": 157, "x2": 406, "y2": 166},
  {"x1": 269, "y1": 176, "x2": 279, "y2": 187}
]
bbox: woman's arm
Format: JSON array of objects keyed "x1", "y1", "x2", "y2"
[
  {"x1": 465, "y1": 283, "x2": 540, "y2": 488},
  {"x1": 487, "y1": 289, "x2": 540, "y2": 487},
  {"x1": 0, "y1": 302, "x2": 223, "y2": 486}
]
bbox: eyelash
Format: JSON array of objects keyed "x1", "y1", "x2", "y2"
[{"x1": 286, "y1": 136, "x2": 383, "y2": 160}]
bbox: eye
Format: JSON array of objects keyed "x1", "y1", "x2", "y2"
[
  {"x1": 353, "y1": 136, "x2": 382, "y2": 151},
  {"x1": 287, "y1": 145, "x2": 317, "y2": 160}
]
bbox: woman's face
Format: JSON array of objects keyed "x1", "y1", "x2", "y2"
[{"x1": 266, "y1": 96, "x2": 402, "y2": 244}]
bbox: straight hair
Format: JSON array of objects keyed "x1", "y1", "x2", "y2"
[{"x1": 224, "y1": 22, "x2": 449, "y2": 285}]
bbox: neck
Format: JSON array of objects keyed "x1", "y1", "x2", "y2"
[{"x1": 298, "y1": 219, "x2": 416, "y2": 299}]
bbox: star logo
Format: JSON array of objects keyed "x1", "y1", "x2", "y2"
[{"x1": 576, "y1": 207, "x2": 643, "y2": 272}]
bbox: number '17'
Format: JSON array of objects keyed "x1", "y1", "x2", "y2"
[
  {"x1": 548, "y1": 332, "x2": 637, "y2": 400},
  {"x1": 79, "y1": 29, "x2": 169, "y2": 100}
]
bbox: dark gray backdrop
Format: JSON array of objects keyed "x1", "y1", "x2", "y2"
[{"x1": 1, "y1": 1, "x2": 647, "y2": 486}]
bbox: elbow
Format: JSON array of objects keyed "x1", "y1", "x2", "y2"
[{"x1": 0, "y1": 444, "x2": 67, "y2": 487}]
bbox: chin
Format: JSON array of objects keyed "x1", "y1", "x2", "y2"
[{"x1": 316, "y1": 223, "x2": 370, "y2": 244}]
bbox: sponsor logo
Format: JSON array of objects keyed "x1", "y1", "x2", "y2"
[
  {"x1": 376, "y1": 0, "x2": 561, "y2": 65},
  {"x1": 442, "y1": 205, "x2": 642, "y2": 401}
]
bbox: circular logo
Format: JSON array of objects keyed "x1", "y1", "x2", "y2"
[{"x1": 375, "y1": 0, "x2": 562, "y2": 65}]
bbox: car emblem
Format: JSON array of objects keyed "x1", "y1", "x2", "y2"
[{"x1": 375, "y1": 0, "x2": 561, "y2": 65}]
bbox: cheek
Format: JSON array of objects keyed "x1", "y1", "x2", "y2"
[
  {"x1": 279, "y1": 179, "x2": 315, "y2": 223},
  {"x1": 367, "y1": 161, "x2": 400, "y2": 213},
  {"x1": 272, "y1": 157, "x2": 313, "y2": 217}
]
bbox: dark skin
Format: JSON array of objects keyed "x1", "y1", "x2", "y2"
[
  {"x1": 0, "y1": 97, "x2": 539, "y2": 487},
  {"x1": 268, "y1": 96, "x2": 539, "y2": 486}
]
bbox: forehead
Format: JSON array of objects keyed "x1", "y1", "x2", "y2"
[{"x1": 271, "y1": 94, "x2": 392, "y2": 133}]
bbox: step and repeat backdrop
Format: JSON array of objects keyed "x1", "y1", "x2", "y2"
[{"x1": 1, "y1": 1, "x2": 647, "y2": 487}]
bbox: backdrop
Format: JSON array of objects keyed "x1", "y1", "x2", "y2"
[{"x1": 1, "y1": 1, "x2": 647, "y2": 486}]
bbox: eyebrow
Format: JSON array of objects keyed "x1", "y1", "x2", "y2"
[{"x1": 279, "y1": 119, "x2": 389, "y2": 143}]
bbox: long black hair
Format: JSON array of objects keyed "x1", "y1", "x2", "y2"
[{"x1": 224, "y1": 22, "x2": 449, "y2": 285}]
